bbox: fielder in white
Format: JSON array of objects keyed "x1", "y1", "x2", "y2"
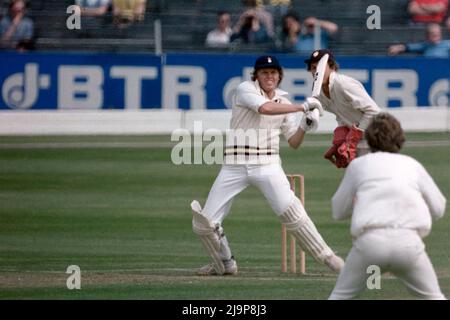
[
  {"x1": 305, "y1": 49, "x2": 380, "y2": 168},
  {"x1": 329, "y1": 113, "x2": 447, "y2": 300},
  {"x1": 191, "y1": 55, "x2": 344, "y2": 276}
]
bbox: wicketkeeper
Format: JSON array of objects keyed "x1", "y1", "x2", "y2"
[{"x1": 305, "y1": 49, "x2": 380, "y2": 168}]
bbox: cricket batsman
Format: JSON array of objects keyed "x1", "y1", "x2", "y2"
[
  {"x1": 191, "y1": 55, "x2": 344, "y2": 276},
  {"x1": 305, "y1": 49, "x2": 380, "y2": 168}
]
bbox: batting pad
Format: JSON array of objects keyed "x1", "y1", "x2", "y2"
[
  {"x1": 191, "y1": 200, "x2": 225, "y2": 275},
  {"x1": 279, "y1": 198, "x2": 334, "y2": 263}
]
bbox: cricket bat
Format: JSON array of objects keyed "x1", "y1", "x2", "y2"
[
  {"x1": 311, "y1": 53, "x2": 329, "y2": 97},
  {"x1": 306, "y1": 53, "x2": 329, "y2": 125}
]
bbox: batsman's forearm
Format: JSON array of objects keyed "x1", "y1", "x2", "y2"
[
  {"x1": 258, "y1": 102, "x2": 305, "y2": 115},
  {"x1": 288, "y1": 128, "x2": 306, "y2": 149}
]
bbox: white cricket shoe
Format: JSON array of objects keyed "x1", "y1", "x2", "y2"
[
  {"x1": 197, "y1": 258, "x2": 238, "y2": 276},
  {"x1": 324, "y1": 254, "x2": 345, "y2": 272}
]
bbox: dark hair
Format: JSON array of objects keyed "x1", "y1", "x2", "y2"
[
  {"x1": 305, "y1": 49, "x2": 339, "y2": 71},
  {"x1": 251, "y1": 68, "x2": 284, "y2": 85},
  {"x1": 282, "y1": 12, "x2": 300, "y2": 36},
  {"x1": 365, "y1": 113, "x2": 405, "y2": 153},
  {"x1": 243, "y1": 15, "x2": 255, "y2": 29},
  {"x1": 16, "y1": 38, "x2": 35, "y2": 51},
  {"x1": 328, "y1": 60, "x2": 339, "y2": 71}
]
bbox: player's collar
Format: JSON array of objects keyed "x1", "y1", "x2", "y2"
[{"x1": 275, "y1": 87, "x2": 289, "y2": 96}]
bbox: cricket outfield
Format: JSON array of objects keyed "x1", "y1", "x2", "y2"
[{"x1": 0, "y1": 132, "x2": 449, "y2": 299}]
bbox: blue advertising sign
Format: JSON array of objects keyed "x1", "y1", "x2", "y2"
[
  {"x1": 0, "y1": 52, "x2": 161, "y2": 110},
  {"x1": 0, "y1": 52, "x2": 448, "y2": 110}
]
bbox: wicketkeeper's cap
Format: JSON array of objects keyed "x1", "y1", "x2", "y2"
[
  {"x1": 304, "y1": 49, "x2": 335, "y2": 71},
  {"x1": 254, "y1": 55, "x2": 282, "y2": 71}
]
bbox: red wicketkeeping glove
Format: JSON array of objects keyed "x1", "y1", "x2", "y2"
[
  {"x1": 324, "y1": 126, "x2": 350, "y2": 168},
  {"x1": 336, "y1": 125, "x2": 364, "y2": 167}
]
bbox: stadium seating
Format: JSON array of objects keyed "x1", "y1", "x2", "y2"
[{"x1": 1, "y1": 0, "x2": 448, "y2": 55}]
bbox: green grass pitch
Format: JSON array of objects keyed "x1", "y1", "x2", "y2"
[{"x1": 0, "y1": 133, "x2": 449, "y2": 299}]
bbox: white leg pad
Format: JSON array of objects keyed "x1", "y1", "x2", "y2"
[
  {"x1": 191, "y1": 200, "x2": 225, "y2": 275},
  {"x1": 279, "y1": 198, "x2": 334, "y2": 263}
]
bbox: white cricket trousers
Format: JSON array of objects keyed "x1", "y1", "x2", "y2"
[
  {"x1": 329, "y1": 229, "x2": 446, "y2": 300},
  {"x1": 202, "y1": 163, "x2": 295, "y2": 224}
]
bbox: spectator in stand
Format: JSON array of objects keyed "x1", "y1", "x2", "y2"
[
  {"x1": 236, "y1": 0, "x2": 274, "y2": 39},
  {"x1": 388, "y1": 23, "x2": 450, "y2": 57},
  {"x1": 205, "y1": 11, "x2": 232, "y2": 48},
  {"x1": 408, "y1": 0, "x2": 448, "y2": 25},
  {"x1": 296, "y1": 17, "x2": 338, "y2": 54},
  {"x1": 75, "y1": 0, "x2": 111, "y2": 37},
  {"x1": 0, "y1": 0, "x2": 34, "y2": 50},
  {"x1": 277, "y1": 12, "x2": 338, "y2": 54},
  {"x1": 446, "y1": 13, "x2": 450, "y2": 29},
  {"x1": 277, "y1": 11, "x2": 301, "y2": 52},
  {"x1": 113, "y1": 0, "x2": 146, "y2": 29},
  {"x1": 231, "y1": 10, "x2": 271, "y2": 44}
]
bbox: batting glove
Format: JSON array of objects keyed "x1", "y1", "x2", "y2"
[
  {"x1": 299, "y1": 109, "x2": 320, "y2": 132},
  {"x1": 303, "y1": 97, "x2": 324, "y2": 116}
]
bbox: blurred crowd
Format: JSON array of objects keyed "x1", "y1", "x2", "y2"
[
  {"x1": 387, "y1": 0, "x2": 450, "y2": 57},
  {"x1": 205, "y1": 0, "x2": 449, "y2": 57},
  {"x1": 1, "y1": 0, "x2": 449, "y2": 57},
  {"x1": 75, "y1": 0, "x2": 147, "y2": 34},
  {"x1": 205, "y1": 0, "x2": 339, "y2": 55},
  {"x1": 0, "y1": 0, "x2": 148, "y2": 50}
]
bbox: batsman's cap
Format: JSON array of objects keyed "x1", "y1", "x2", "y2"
[
  {"x1": 304, "y1": 49, "x2": 334, "y2": 70},
  {"x1": 254, "y1": 55, "x2": 282, "y2": 70}
]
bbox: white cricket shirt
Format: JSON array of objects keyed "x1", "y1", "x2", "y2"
[
  {"x1": 332, "y1": 152, "x2": 446, "y2": 238},
  {"x1": 318, "y1": 72, "x2": 380, "y2": 130},
  {"x1": 224, "y1": 80, "x2": 299, "y2": 165}
]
